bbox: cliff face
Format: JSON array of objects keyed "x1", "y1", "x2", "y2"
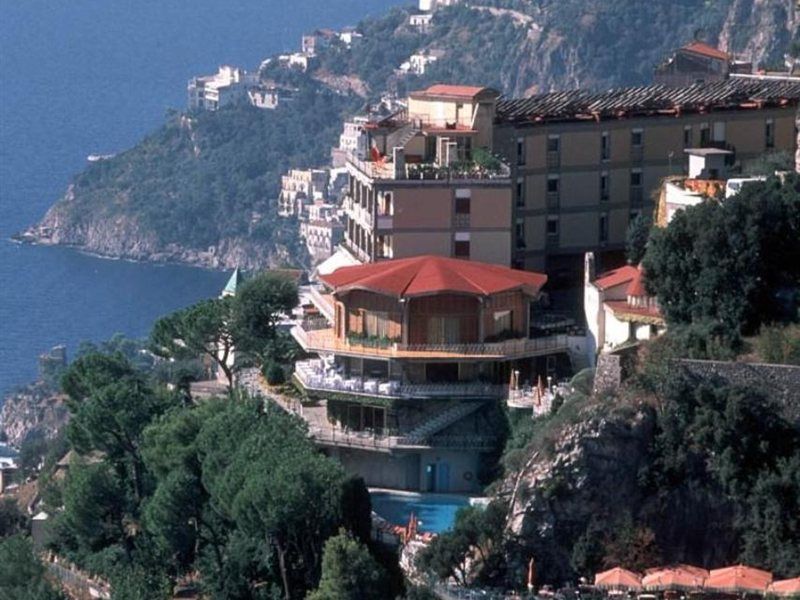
[
  {"x1": 29, "y1": 187, "x2": 297, "y2": 271},
  {"x1": 0, "y1": 383, "x2": 69, "y2": 447}
]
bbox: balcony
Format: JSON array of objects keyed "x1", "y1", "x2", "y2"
[
  {"x1": 375, "y1": 214, "x2": 393, "y2": 230},
  {"x1": 294, "y1": 359, "x2": 506, "y2": 400},
  {"x1": 291, "y1": 325, "x2": 569, "y2": 360},
  {"x1": 347, "y1": 152, "x2": 510, "y2": 184}
]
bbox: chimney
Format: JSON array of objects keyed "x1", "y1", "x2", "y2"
[
  {"x1": 393, "y1": 146, "x2": 405, "y2": 179},
  {"x1": 584, "y1": 252, "x2": 596, "y2": 285}
]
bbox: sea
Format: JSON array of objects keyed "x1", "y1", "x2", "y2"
[{"x1": 0, "y1": 0, "x2": 404, "y2": 396}]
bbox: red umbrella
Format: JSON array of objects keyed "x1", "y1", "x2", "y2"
[
  {"x1": 642, "y1": 565, "x2": 708, "y2": 590},
  {"x1": 595, "y1": 567, "x2": 642, "y2": 590},
  {"x1": 768, "y1": 578, "x2": 800, "y2": 597},
  {"x1": 705, "y1": 565, "x2": 772, "y2": 593}
]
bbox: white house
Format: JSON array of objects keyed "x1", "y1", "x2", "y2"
[
  {"x1": 187, "y1": 65, "x2": 252, "y2": 111},
  {"x1": 584, "y1": 253, "x2": 664, "y2": 365}
]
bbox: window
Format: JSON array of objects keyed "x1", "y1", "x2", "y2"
[
  {"x1": 712, "y1": 122, "x2": 726, "y2": 143},
  {"x1": 454, "y1": 240, "x2": 470, "y2": 258},
  {"x1": 630, "y1": 169, "x2": 642, "y2": 187},
  {"x1": 516, "y1": 178, "x2": 525, "y2": 208},
  {"x1": 600, "y1": 171, "x2": 610, "y2": 201},
  {"x1": 599, "y1": 213, "x2": 609, "y2": 244},
  {"x1": 428, "y1": 316, "x2": 461, "y2": 344},
  {"x1": 493, "y1": 310, "x2": 512, "y2": 335},
  {"x1": 683, "y1": 125, "x2": 692, "y2": 148},
  {"x1": 455, "y1": 197, "x2": 470, "y2": 214},
  {"x1": 765, "y1": 119, "x2": 775, "y2": 149},
  {"x1": 546, "y1": 216, "x2": 559, "y2": 236},
  {"x1": 601, "y1": 132, "x2": 610, "y2": 160},
  {"x1": 515, "y1": 219, "x2": 525, "y2": 249},
  {"x1": 700, "y1": 123, "x2": 710, "y2": 146},
  {"x1": 363, "y1": 311, "x2": 389, "y2": 338},
  {"x1": 547, "y1": 176, "x2": 560, "y2": 194},
  {"x1": 631, "y1": 129, "x2": 643, "y2": 147},
  {"x1": 516, "y1": 137, "x2": 525, "y2": 165},
  {"x1": 547, "y1": 135, "x2": 560, "y2": 153}
]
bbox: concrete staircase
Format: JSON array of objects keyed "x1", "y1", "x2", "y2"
[{"x1": 404, "y1": 401, "x2": 484, "y2": 444}]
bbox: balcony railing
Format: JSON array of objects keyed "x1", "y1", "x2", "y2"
[
  {"x1": 292, "y1": 325, "x2": 569, "y2": 359},
  {"x1": 294, "y1": 359, "x2": 506, "y2": 399},
  {"x1": 307, "y1": 426, "x2": 495, "y2": 450},
  {"x1": 347, "y1": 152, "x2": 510, "y2": 183}
]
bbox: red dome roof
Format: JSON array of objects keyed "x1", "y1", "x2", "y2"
[{"x1": 320, "y1": 255, "x2": 547, "y2": 299}]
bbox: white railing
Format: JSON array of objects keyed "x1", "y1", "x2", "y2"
[
  {"x1": 400, "y1": 335, "x2": 569, "y2": 357},
  {"x1": 346, "y1": 152, "x2": 510, "y2": 183},
  {"x1": 294, "y1": 359, "x2": 506, "y2": 399},
  {"x1": 307, "y1": 426, "x2": 494, "y2": 450}
]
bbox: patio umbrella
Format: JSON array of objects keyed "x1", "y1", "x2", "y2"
[
  {"x1": 595, "y1": 567, "x2": 642, "y2": 590},
  {"x1": 642, "y1": 565, "x2": 708, "y2": 591},
  {"x1": 768, "y1": 578, "x2": 800, "y2": 597},
  {"x1": 705, "y1": 565, "x2": 773, "y2": 594}
]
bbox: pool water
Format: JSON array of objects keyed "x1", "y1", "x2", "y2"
[{"x1": 370, "y1": 491, "x2": 471, "y2": 534}]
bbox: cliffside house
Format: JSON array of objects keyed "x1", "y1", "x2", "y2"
[
  {"x1": 187, "y1": 65, "x2": 251, "y2": 111},
  {"x1": 342, "y1": 84, "x2": 513, "y2": 266},
  {"x1": 654, "y1": 41, "x2": 730, "y2": 87},
  {"x1": 278, "y1": 168, "x2": 330, "y2": 218},
  {"x1": 584, "y1": 253, "x2": 664, "y2": 365},
  {"x1": 494, "y1": 77, "x2": 800, "y2": 276},
  {"x1": 290, "y1": 255, "x2": 568, "y2": 492}
]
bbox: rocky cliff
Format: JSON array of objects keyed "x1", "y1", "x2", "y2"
[{"x1": 0, "y1": 383, "x2": 69, "y2": 447}]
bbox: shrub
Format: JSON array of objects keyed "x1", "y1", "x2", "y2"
[{"x1": 263, "y1": 362, "x2": 286, "y2": 385}]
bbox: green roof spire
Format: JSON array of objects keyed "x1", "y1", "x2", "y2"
[{"x1": 222, "y1": 267, "x2": 245, "y2": 297}]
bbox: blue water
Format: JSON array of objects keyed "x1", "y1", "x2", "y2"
[
  {"x1": 370, "y1": 491, "x2": 472, "y2": 534},
  {"x1": 0, "y1": 0, "x2": 404, "y2": 395}
]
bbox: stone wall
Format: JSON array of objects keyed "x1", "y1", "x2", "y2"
[{"x1": 676, "y1": 359, "x2": 800, "y2": 421}]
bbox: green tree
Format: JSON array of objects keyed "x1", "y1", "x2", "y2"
[
  {"x1": 61, "y1": 353, "x2": 174, "y2": 502},
  {"x1": 231, "y1": 272, "x2": 299, "y2": 362},
  {"x1": 625, "y1": 213, "x2": 652, "y2": 264},
  {"x1": 643, "y1": 175, "x2": 800, "y2": 339},
  {"x1": 306, "y1": 530, "x2": 389, "y2": 600},
  {"x1": 0, "y1": 535, "x2": 65, "y2": 600},
  {"x1": 0, "y1": 498, "x2": 26, "y2": 539},
  {"x1": 150, "y1": 297, "x2": 236, "y2": 388}
]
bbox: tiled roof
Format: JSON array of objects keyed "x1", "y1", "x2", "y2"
[
  {"x1": 592, "y1": 265, "x2": 639, "y2": 291},
  {"x1": 497, "y1": 78, "x2": 800, "y2": 124},
  {"x1": 626, "y1": 265, "x2": 647, "y2": 296},
  {"x1": 682, "y1": 41, "x2": 729, "y2": 61},
  {"x1": 604, "y1": 300, "x2": 663, "y2": 324},
  {"x1": 320, "y1": 255, "x2": 546, "y2": 299}
]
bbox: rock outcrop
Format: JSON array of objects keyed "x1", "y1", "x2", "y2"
[{"x1": 0, "y1": 383, "x2": 69, "y2": 447}]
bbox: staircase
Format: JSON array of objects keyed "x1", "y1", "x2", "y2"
[
  {"x1": 403, "y1": 401, "x2": 484, "y2": 444},
  {"x1": 386, "y1": 121, "x2": 418, "y2": 154}
]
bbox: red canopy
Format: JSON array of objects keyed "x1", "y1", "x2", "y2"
[
  {"x1": 642, "y1": 565, "x2": 708, "y2": 590},
  {"x1": 768, "y1": 578, "x2": 800, "y2": 596},
  {"x1": 595, "y1": 567, "x2": 642, "y2": 590},
  {"x1": 320, "y1": 255, "x2": 547, "y2": 299},
  {"x1": 705, "y1": 565, "x2": 773, "y2": 593}
]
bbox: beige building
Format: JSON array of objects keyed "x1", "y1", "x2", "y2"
[
  {"x1": 494, "y1": 78, "x2": 800, "y2": 276},
  {"x1": 343, "y1": 85, "x2": 513, "y2": 266},
  {"x1": 277, "y1": 168, "x2": 329, "y2": 217}
]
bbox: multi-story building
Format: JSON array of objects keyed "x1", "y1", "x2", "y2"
[
  {"x1": 493, "y1": 78, "x2": 800, "y2": 276},
  {"x1": 290, "y1": 255, "x2": 568, "y2": 492},
  {"x1": 399, "y1": 50, "x2": 445, "y2": 76},
  {"x1": 343, "y1": 84, "x2": 513, "y2": 266},
  {"x1": 278, "y1": 168, "x2": 330, "y2": 217},
  {"x1": 300, "y1": 219, "x2": 345, "y2": 264},
  {"x1": 654, "y1": 41, "x2": 730, "y2": 87},
  {"x1": 331, "y1": 116, "x2": 369, "y2": 167},
  {"x1": 187, "y1": 66, "x2": 251, "y2": 111}
]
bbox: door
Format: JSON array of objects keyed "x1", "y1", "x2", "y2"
[
  {"x1": 436, "y1": 462, "x2": 450, "y2": 493},
  {"x1": 425, "y1": 463, "x2": 436, "y2": 492}
]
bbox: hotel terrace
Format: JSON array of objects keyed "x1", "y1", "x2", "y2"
[{"x1": 290, "y1": 255, "x2": 570, "y2": 492}]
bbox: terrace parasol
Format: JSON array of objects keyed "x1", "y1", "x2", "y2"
[
  {"x1": 768, "y1": 578, "x2": 800, "y2": 597},
  {"x1": 704, "y1": 565, "x2": 773, "y2": 594},
  {"x1": 642, "y1": 565, "x2": 708, "y2": 591},
  {"x1": 595, "y1": 567, "x2": 642, "y2": 590}
]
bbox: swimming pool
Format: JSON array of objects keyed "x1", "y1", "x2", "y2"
[{"x1": 370, "y1": 490, "x2": 471, "y2": 534}]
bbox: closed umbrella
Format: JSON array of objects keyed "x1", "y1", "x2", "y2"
[
  {"x1": 768, "y1": 578, "x2": 800, "y2": 597},
  {"x1": 595, "y1": 567, "x2": 642, "y2": 590},
  {"x1": 705, "y1": 565, "x2": 773, "y2": 594}
]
